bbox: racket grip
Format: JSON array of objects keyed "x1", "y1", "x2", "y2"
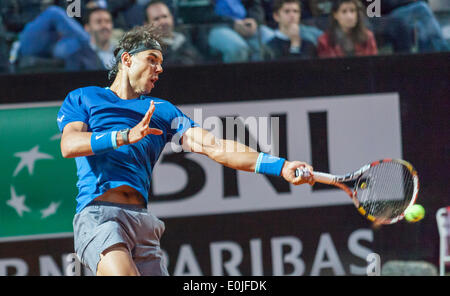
[
  {"x1": 295, "y1": 169, "x2": 335, "y2": 184},
  {"x1": 295, "y1": 168, "x2": 309, "y2": 178}
]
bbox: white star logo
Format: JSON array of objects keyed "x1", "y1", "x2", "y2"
[
  {"x1": 6, "y1": 186, "x2": 31, "y2": 217},
  {"x1": 13, "y1": 145, "x2": 53, "y2": 177},
  {"x1": 40, "y1": 201, "x2": 61, "y2": 219}
]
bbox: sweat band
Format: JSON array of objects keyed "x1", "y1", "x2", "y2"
[
  {"x1": 111, "y1": 131, "x2": 118, "y2": 150},
  {"x1": 91, "y1": 131, "x2": 118, "y2": 154},
  {"x1": 255, "y1": 153, "x2": 286, "y2": 176},
  {"x1": 115, "y1": 40, "x2": 163, "y2": 62}
]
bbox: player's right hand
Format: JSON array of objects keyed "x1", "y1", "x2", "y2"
[
  {"x1": 281, "y1": 160, "x2": 315, "y2": 186},
  {"x1": 129, "y1": 100, "x2": 163, "y2": 144}
]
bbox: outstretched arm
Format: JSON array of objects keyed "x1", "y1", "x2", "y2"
[{"x1": 181, "y1": 127, "x2": 314, "y2": 185}]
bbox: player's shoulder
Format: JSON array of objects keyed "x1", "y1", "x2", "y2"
[
  {"x1": 66, "y1": 86, "x2": 105, "y2": 97},
  {"x1": 74, "y1": 86, "x2": 106, "y2": 95}
]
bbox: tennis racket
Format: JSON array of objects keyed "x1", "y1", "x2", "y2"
[{"x1": 295, "y1": 159, "x2": 420, "y2": 225}]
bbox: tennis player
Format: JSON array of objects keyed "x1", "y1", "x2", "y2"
[{"x1": 57, "y1": 25, "x2": 314, "y2": 276}]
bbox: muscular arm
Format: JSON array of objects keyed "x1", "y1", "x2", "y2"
[
  {"x1": 182, "y1": 127, "x2": 259, "y2": 172},
  {"x1": 181, "y1": 127, "x2": 314, "y2": 185}
]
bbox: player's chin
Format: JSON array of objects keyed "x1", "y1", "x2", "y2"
[{"x1": 143, "y1": 81, "x2": 154, "y2": 93}]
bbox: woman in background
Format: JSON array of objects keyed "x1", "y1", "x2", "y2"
[{"x1": 317, "y1": 0, "x2": 377, "y2": 57}]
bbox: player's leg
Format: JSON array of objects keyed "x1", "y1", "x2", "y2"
[
  {"x1": 133, "y1": 211, "x2": 169, "y2": 275},
  {"x1": 96, "y1": 243, "x2": 140, "y2": 276},
  {"x1": 73, "y1": 202, "x2": 141, "y2": 276}
]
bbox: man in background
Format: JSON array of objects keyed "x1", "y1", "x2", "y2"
[
  {"x1": 14, "y1": 4, "x2": 114, "y2": 71},
  {"x1": 266, "y1": 0, "x2": 320, "y2": 59},
  {"x1": 83, "y1": 6, "x2": 116, "y2": 70},
  {"x1": 145, "y1": 0, "x2": 203, "y2": 66}
]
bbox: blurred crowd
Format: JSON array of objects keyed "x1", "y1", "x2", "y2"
[{"x1": 0, "y1": 0, "x2": 449, "y2": 74}]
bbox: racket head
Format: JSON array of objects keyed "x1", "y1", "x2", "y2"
[{"x1": 353, "y1": 159, "x2": 420, "y2": 224}]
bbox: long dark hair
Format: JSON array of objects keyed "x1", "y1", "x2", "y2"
[
  {"x1": 108, "y1": 24, "x2": 163, "y2": 81},
  {"x1": 327, "y1": 0, "x2": 369, "y2": 48}
]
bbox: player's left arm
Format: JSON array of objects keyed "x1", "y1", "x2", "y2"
[{"x1": 181, "y1": 127, "x2": 314, "y2": 185}]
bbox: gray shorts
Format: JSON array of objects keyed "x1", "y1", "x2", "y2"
[{"x1": 73, "y1": 201, "x2": 169, "y2": 276}]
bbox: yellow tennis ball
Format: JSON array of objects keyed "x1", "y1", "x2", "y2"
[{"x1": 404, "y1": 204, "x2": 425, "y2": 222}]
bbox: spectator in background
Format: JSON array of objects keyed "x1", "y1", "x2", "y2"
[
  {"x1": 145, "y1": 0, "x2": 203, "y2": 66},
  {"x1": 317, "y1": 0, "x2": 377, "y2": 57},
  {"x1": 83, "y1": 6, "x2": 116, "y2": 69},
  {"x1": 363, "y1": 0, "x2": 449, "y2": 53},
  {"x1": 266, "y1": 0, "x2": 320, "y2": 60},
  {"x1": 207, "y1": 0, "x2": 275, "y2": 63},
  {"x1": 15, "y1": 5, "x2": 110, "y2": 71},
  {"x1": 361, "y1": 0, "x2": 415, "y2": 53},
  {"x1": 0, "y1": 0, "x2": 54, "y2": 35},
  {"x1": 1, "y1": 0, "x2": 74, "y2": 72},
  {"x1": 16, "y1": 5, "x2": 89, "y2": 71}
]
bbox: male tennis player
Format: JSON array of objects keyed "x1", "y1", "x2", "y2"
[{"x1": 57, "y1": 25, "x2": 314, "y2": 276}]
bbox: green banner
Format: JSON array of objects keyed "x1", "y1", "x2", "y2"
[{"x1": 0, "y1": 103, "x2": 78, "y2": 239}]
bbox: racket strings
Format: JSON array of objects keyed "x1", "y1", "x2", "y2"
[
  {"x1": 377, "y1": 164, "x2": 412, "y2": 217},
  {"x1": 356, "y1": 162, "x2": 415, "y2": 219}
]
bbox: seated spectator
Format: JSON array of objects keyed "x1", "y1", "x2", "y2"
[
  {"x1": 363, "y1": 0, "x2": 449, "y2": 53},
  {"x1": 317, "y1": 0, "x2": 377, "y2": 58},
  {"x1": 266, "y1": 0, "x2": 319, "y2": 60},
  {"x1": 16, "y1": 5, "x2": 88, "y2": 71},
  {"x1": 207, "y1": 0, "x2": 275, "y2": 63},
  {"x1": 83, "y1": 6, "x2": 116, "y2": 69},
  {"x1": 1, "y1": 0, "x2": 65, "y2": 72},
  {"x1": 15, "y1": 5, "x2": 109, "y2": 71},
  {"x1": 0, "y1": 0, "x2": 52, "y2": 36},
  {"x1": 145, "y1": 0, "x2": 203, "y2": 66},
  {"x1": 359, "y1": 0, "x2": 414, "y2": 53}
]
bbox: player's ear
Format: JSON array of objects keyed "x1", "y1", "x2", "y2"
[{"x1": 121, "y1": 52, "x2": 132, "y2": 67}]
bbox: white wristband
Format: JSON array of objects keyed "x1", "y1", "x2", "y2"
[{"x1": 111, "y1": 131, "x2": 118, "y2": 150}]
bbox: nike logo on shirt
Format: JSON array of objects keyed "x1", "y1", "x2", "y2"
[{"x1": 95, "y1": 134, "x2": 106, "y2": 140}]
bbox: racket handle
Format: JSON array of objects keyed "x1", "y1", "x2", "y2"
[{"x1": 295, "y1": 168, "x2": 335, "y2": 184}]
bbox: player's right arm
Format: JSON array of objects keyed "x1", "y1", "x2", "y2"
[
  {"x1": 60, "y1": 121, "x2": 93, "y2": 158},
  {"x1": 60, "y1": 101, "x2": 162, "y2": 158},
  {"x1": 181, "y1": 127, "x2": 314, "y2": 186}
]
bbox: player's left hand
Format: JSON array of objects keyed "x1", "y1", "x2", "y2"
[
  {"x1": 281, "y1": 161, "x2": 315, "y2": 185},
  {"x1": 129, "y1": 100, "x2": 163, "y2": 144}
]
